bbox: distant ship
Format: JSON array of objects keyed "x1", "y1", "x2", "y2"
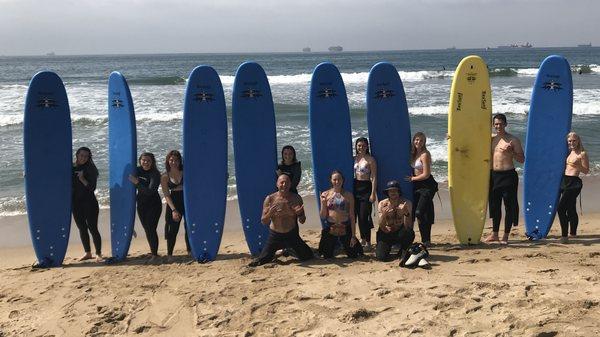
[
  {"x1": 446, "y1": 46, "x2": 456, "y2": 50},
  {"x1": 302, "y1": 47, "x2": 311, "y2": 53},
  {"x1": 577, "y1": 43, "x2": 592, "y2": 48},
  {"x1": 45, "y1": 52, "x2": 56, "y2": 56},
  {"x1": 497, "y1": 42, "x2": 533, "y2": 49},
  {"x1": 328, "y1": 46, "x2": 343, "y2": 52}
]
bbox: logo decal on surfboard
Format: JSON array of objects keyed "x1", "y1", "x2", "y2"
[
  {"x1": 111, "y1": 99, "x2": 124, "y2": 108},
  {"x1": 38, "y1": 97, "x2": 57, "y2": 108},
  {"x1": 542, "y1": 81, "x2": 562, "y2": 91},
  {"x1": 467, "y1": 73, "x2": 477, "y2": 84},
  {"x1": 374, "y1": 89, "x2": 395, "y2": 99},
  {"x1": 481, "y1": 91, "x2": 487, "y2": 110},
  {"x1": 456, "y1": 93, "x2": 463, "y2": 111},
  {"x1": 194, "y1": 92, "x2": 214, "y2": 102},
  {"x1": 241, "y1": 89, "x2": 262, "y2": 98},
  {"x1": 318, "y1": 88, "x2": 336, "y2": 98}
]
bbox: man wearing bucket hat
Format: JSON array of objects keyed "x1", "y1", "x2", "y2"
[{"x1": 375, "y1": 180, "x2": 416, "y2": 265}]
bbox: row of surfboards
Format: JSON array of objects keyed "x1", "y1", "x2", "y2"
[{"x1": 24, "y1": 55, "x2": 572, "y2": 266}]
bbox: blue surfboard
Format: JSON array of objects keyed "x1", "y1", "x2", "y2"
[
  {"x1": 232, "y1": 62, "x2": 276, "y2": 256},
  {"x1": 183, "y1": 65, "x2": 228, "y2": 262},
  {"x1": 366, "y1": 62, "x2": 413, "y2": 201},
  {"x1": 24, "y1": 71, "x2": 72, "y2": 267},
  {"x1": 108, "y1": 72, "x2": 137, "y2": 260},
  {"x1": 523, "y1": 55, "x2": 573, "y2": 240},
  {"x1": 309, "y1": 62, "x2": 354, "y2": 224}
]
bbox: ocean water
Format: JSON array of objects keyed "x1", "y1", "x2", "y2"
[{"x1": 1, "y1": 48, "x2": 599, "y2": 216}]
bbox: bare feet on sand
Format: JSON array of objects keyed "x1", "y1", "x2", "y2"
[
  {"x1": 500, "y1": 233, "x2": 509, "y2": 245},
  {"x1": 95, "y1": 254, "x2": 104, "y2": 262},
  {"x1": 484, "y1": 233, "x2": 499, "y2": 243},
  {"x1": 79, "y1": 253, "x2": 93, "y2": 261}
]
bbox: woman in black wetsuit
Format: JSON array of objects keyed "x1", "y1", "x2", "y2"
[
  {"x1": 353, "y1": 137, "x2": 377, "y2": 251},
  {"x1": 129, "y1": 152, "x2": 162, "y2": 260},
  {"x1": 557, "y1": 132, "x2": 589, "y2": 243},
  {"x1": 72, "y1": 147, "x2": 102, "y2": 261},
  {"x1": 277, "y1": 145, "x2": 301, "y2": 194},
  {"x1": 405, "y1": 132, "x2": 438, "y2": 246},
  {"x1": 160, "y1": 150, "x2": 190, "y2": 259}
]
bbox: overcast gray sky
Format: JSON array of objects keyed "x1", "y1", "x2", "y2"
[{"x1": 0, "y1": 0, "x2": 598, "y2": 55}]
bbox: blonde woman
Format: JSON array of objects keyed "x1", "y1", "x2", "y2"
[{"x1": 557, "y1": 132, "x2": 589, "y2": 242}]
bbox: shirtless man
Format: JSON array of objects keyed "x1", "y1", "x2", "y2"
[
  {"x1": 485, "y1": 113, "x2": 525, "y2": 243},
  {"x1": 375, "y1": 180, "x2": 415, "y2": 263},
  {"x1": 248, "y1": 174, "x2": 314, "y2": 266}
]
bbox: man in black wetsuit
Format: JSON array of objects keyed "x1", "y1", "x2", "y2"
[
  {"x1": 485, "y1": 114, "x2": 524, "y2": 244},
  {"x1": 248, "y1": 174, "x2": 314, "y2": 266}
]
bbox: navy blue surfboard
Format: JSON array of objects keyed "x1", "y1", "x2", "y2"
[
  {"x1": 309, "y1": 62, "x2": 354, "y2": 225},
  {"x1": 24, "y1": 71, "x2": 72, "y2": 267},
  {"x1": 183, "y1": 66, "x2": 228, "y2": 262},
  {"x1": 108, "y1": 72, "x2": 137, "y2": 260},
  {"x1": 366, "y1": 62, "x2": 413, "y2": 201},
  {"x1": 232, "y1": 62, "x2": 276, "y2": 256},
  {"x1": 523, "y1": 55, "x2": 573, "y2": 239}
]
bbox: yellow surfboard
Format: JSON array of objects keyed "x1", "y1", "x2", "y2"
[{"x1": 448, "y1": 55, "x2": 491, "y2": 244}]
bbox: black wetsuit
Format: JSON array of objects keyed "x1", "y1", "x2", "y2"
[
  {"x1": 353, "y1": 180, "x2": 374, "y2": 242},
  {"x1": 164, "y1": 175, "x2": 190, "y2": 255},
  {"x1": 557, "y1": 175, "x2": 583, "y2": 237},
  {"x1": 489, "y1": 169, "x2": 519, "y2": 233},
  {"x1": 412, "y1": 175, "x2": 437, "y2": 243},
  {"x1": 134, "y1": 167, "x2": 162, "y2": 255},
  {"x1": 278, "y1": 161, "x2": 301, "y2": 194},
  {"x1": 72, "y1": 163, "x2": 101, "y2": 255},
  {"x1": 253, "y1": 225, "x2": 314, "y2": 266},
  {"x1": 375, "y1": 226, "x2": 415, "y2": 261},
  {"x1": 318, "y1": 221, "x2": 364, "y2": 258}
]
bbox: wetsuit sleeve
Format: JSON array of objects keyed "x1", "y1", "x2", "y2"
[
  {"x1": 137, "y1": 170, "x2": 160, "y2": 197},
  {"x1": 85, "y1": 168, "x2": 98, "y2": 192},
  {"x1": 291, "y1": 162, "x2": 302, "y2": 190}
]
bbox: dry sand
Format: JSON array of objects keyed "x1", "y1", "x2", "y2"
[{"x1": 1, "y1": 178, "x2": 599, "y2": 337}]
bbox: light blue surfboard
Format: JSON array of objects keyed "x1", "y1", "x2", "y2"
[
  {"x1": 108, "y1": 72, "x2": 137, "y2": 260},
  {"x1": 24, "y1": 71, "x2": 72, "y2": 267},
  {"x1": 309, "y1": 62, "x2": 354, "y2": 225},
  {"x1": 523, "y1": 55, "x2": 573, "y2": 240},
  {"x1": 232, "y1": 62, "x2": 276, "y2": 256},
  {"x1": 183, "y1": 65, "x2": 228, "y2": 262},
  {"x1": 367, "y1": 62, "x2": 413, "y2": 201}
]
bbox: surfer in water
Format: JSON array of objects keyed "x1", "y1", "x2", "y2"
[
  {"x1": 405, "y1": 132, "x2": 438, "y2": 246},
  {"x1": 375, "y1": 180, "x2": 415, "y2": 264},
  {"x1": 318, "y1": 170, "x2": 363, "y2": 258},
  {"x1": 129, "y1": 152, "x2": 162, "y2": 260},
  {"x1": 485, "y1": 114, "x2": 524, "y2": 244},
  {"x1": 557, "y1": 132, "x2": 589, "y2": 243},
  {"x1": 276, "y1": 145, "x2": 301, "y2": 194},
  {"x1": 353, "y1": 137, "x2": 377, "y2": 251},
  {"x1": 72, "y1": 147, "x2": 103, "y2": 262},
  {"x1": 248, "y1": 174, "x2": 314, "y2": 266},
  {"x1": 161, "y1": 150, "x2": 190, "y2": 260}
]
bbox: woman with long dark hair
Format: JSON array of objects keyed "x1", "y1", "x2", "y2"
[
  {"x1": 277, "y1": 145, "x2": 302, "y2": 194},
  {"x1": 160, "y1": 150, "x2": 190, "y2": 259},
  {"x1": 129, "y1": 152, "x2": 162, "y2": 259},
  {"x1": 353, "y1": 137, "x2": 377, "y2": 251},
  {"x1": 72, "y1": 146, "x2": 102, "y2": 261},
  {"x1": 405, "y1": 132, "x2": 438, "y2": 246}
]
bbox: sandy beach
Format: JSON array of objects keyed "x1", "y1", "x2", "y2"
[{"x1": 1, "y1": 178, "x2": 599, "y2": 337}]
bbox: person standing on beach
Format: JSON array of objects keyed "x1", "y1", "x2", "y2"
[
  {"x1": 318, "y1": 170, "x2": 363, "y2": 259},
  {"x1": 276, "y1": 145, "x2": 301, "y2": 194},
  {"x1": 353, "y1": 137, "x2": 377, "y2": 251},
  {"x1": 72, "y1": 147, "x2": 103, "y2": 261},
  {"x1": 160, "y1": 150, "x2": 190, "y2": 259},
  {"x1": 405, "y1": 132, "x2": 438, "y2": 246},
  {"x1": 557, "y1": 132, "x2": 589, "y2": 243},
  {"x1": 129, "y1": 152, "x2": 162, "y2": 260},
  {"x1": 248, "y1": 174, "x2": 314, "y2": 266},
  {"x1": 485, "y1": 113, "x2": 524, "y2": 244},
  {"x1": 375, "y1": 180, "x2": 415, "y2": 264}
]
